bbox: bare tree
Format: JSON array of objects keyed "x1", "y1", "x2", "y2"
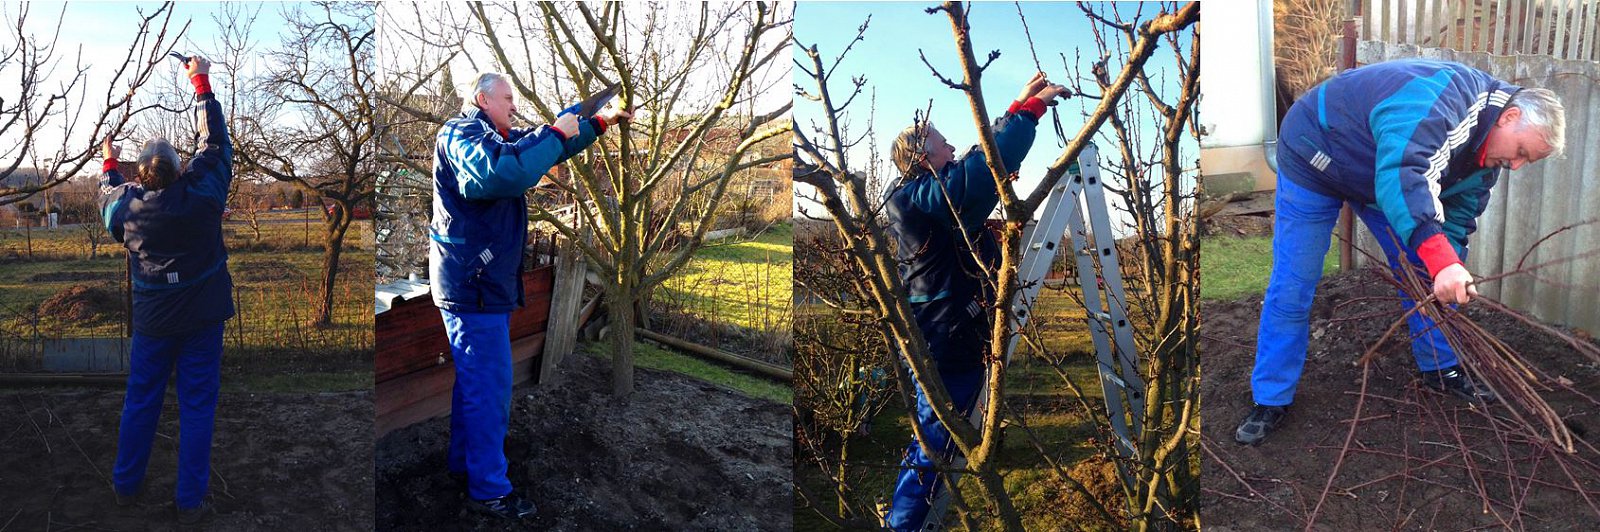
[
  {"x1": 0, "y1": 2, "x2": 186, "y2": 205},
  {"x1": 379, "y1": 2, "x2": 792, "y2": 398},
  {"x1": 793, "y1": 2, "x2": 1199, "y2": 529},
  {"x1": 234, "y1": 1, "x2": 375, "y2": 326}
]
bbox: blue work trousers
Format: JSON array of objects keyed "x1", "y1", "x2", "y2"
[
  {"x1": 112, "y1": 322, "x2": 225, "y2": 510},
  {"x1": 887, "y1": 315, "x2": 986, "y2": 531},
  {"x1": 440, "y1": 308, "x2": 515, "y2": 501},
  {"x1": 1251, "y1": 172, "x2": 1459, "y2": 406}
]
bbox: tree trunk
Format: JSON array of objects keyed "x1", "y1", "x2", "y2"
[
  {"x1": 607, "y1": 283, "x2": 635, "y2": 399},
  {"x1": 315, "y1": 208, "x2": 352, "y2": 327}
]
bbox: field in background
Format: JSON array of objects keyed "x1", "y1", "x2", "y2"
[
  {"x1": 0, "y1": 208, "x2": 373, "y2": 391},
  {"x1": 653, "y1": 221, "x2": 794, "y2": 367}
]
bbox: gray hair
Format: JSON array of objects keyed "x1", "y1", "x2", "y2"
[
  {"x1": 891, "y1": 122, "x2": 933, "y2": 176},
  {"x1": 1506, "y1": 87, "x2": 1566, "y2": 158},
  {"x1": 137, "y1": 138, "x2": 181, "y2": 191},
  {"x1": 467, "y1": 72, "x2": 510, "y2": 107}
]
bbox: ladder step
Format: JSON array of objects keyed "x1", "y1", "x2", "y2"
[
  {"x1": 1115, "y1": 432, "x2": 1137, "y2": 455},
  {"x1": 1101, "y1": 369, "x2": 1129, "y2": 389}
]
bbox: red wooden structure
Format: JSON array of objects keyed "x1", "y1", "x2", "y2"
[{"x1": 374, "y1": 266, "x2": 554, "y2": 437}]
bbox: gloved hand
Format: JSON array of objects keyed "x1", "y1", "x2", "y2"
[{"x1": 1433, "y1": 263, "x2": 1479, "y2": 305}]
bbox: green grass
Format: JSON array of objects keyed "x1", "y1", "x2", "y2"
[
  {"x1": 225, "y1": 370, "x2": 373, "y2": 393},
  {"x1": 1201, "y1": 235, "x2": 1338, "y2": 300},
  {"x1": 581, "y1": 340, "x2": 792, "y2": 404},
  {"x1": 656, "y1": 222, "x2": 792, "y2": 334}
]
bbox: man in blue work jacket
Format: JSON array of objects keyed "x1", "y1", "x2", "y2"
[
  {"x1": 882, "y1": 72, "x2": 1066, "y2": 530},
  {"x1": 1235, "y1": 59, "x2": 1566, "y2": 446},
  {"x1": 100, "y1": 55, "x2": 232, "y2": 524},
  {"x1": 430, "y1": 72, "x2": 629, "y2": 519}
]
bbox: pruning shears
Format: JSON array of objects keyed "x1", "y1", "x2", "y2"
[{"x1": 167, "y1": 52, "x2": 191, "y2": 66}]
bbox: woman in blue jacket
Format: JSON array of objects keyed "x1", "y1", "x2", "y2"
[{"x1": 99, "y1": 55, "x2": 233, "y2": 524}]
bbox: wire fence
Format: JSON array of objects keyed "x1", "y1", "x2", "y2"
[{"x1": 0, "y1": 190, "x2": 374, "y2": 374}]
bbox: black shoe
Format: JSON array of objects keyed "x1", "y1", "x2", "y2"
[
  {"x1": 114, "y1": 488, "x2": 140, "y2": 507},
  {"x1": 176, "y1": 502, "x2": 211, "y2": 526},
  {"x1": 1235, "y1": 404, "x2": 1287, "y2": 446},
  {"x1": 465, "y1": 494, "x2": 536, "y2": 520},
  {"x1": 1421, "y1": 366, "x2": 1498, "y2": 404}
]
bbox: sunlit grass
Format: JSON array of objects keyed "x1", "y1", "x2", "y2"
[{"x1": 1201, "y1": 235, "x2": 1338, "y2": 300}]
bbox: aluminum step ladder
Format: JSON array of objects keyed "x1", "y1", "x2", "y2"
[{"x1": 920, "y1": 143, "x2": 1143, "y2": 530}]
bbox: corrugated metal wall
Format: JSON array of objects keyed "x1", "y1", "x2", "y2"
[{"x1": 1351, "y1": 41, "x2": 1600, "y2": 332}]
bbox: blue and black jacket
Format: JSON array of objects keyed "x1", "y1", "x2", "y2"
[
  {"x1": 1280, "y1": 59, "x2": 1519, "y2": 277},
  {"x1": 99, "y1": 75, "x2": 235, "y2": 337},
  {"x1": 429, "y1": 106, "x2": 606, "y2": 312},
  {"x1": 886, "y1": 98, "x2": 1042, "y2": 370}
]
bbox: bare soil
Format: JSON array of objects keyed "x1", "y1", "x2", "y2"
[
  {"x1": 0, "y1": 388, "x2": 374, "y2": 531},
  {"x1": 1202, "y1": 214, "x2": 1274, "y2": 237},
  {"x1": 38, "y1": 283, "x2": 125, "y2": 323},
  {"x1": 373, "y1": 351, "x2": 793, "y2": 531},
  {"x1": 1200, "y1": 268, "x2": 1600, "y2": 531}
]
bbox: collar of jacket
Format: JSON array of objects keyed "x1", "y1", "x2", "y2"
[
  {"x1": 458, "y1": 105, "x2": 511, "y2": 137},
  {"x1": 1469, "y1": 85, "x2": 1523, "y2": 169}
]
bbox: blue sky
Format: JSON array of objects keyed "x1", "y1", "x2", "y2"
[{"x1": 793, "y1": 1, "x2": 1198, "y2": 223}]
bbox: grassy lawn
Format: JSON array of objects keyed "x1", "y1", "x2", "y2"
[
  {"x1": 635, "y1": 222, "x2": 792, "y2": 399},
  {"x1": 1201, "y1": 235, "x2": 1338, "y2": 300},
  {"x1": 795, "y1": 286, "x2": 1116, "y2": 529},
  {"x1": 581, "y1": 340, "x2": 791, "y2": 404},
  {"x1": 0, "y1": 211, "x2": 373, "y2": 386},
  {"x1": 656, "y1": 222, "x2": 792, "y2": 334}
]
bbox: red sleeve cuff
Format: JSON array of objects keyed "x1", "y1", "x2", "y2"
[
  {"x1": 1007, "y1": 97, "x2": 1047, "y2": 119},
  {"x1": 1417, "y1": 233, "x2": 1463, "y2": 278},
  {"x1": 190, "y1": 73, "x2": 213, "y2": 96},
  {"x1": 103, "y1": 159, "x2": 119, "y2": 173},
  {"x1": 549, "y1": 125, "x2": 569, "y2": 142},
  {"x1": 592, "y1": 115, "x2": 608, "y2": 135}
]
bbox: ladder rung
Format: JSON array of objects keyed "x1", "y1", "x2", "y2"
[
  {"x1": 1101, "y1": 369, "x2": 1129, "y2": 389},
  {"x1": 1115, "y1": 432, "x2": 1137, "y2": 455}
]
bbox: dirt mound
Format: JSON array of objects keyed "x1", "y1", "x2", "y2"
[
  {"x1": 234, "y1": 259, "x2": 306, "y2": 283},
  {"x1": 374, "y1": 351, "x2": 793, "y2": 530},
  {"x1": 1202, "y1": 214, "x2": 1273, "y2": 237},
  {"x1": 1200, "y1": 268, "x2": 1600, "y2": 530},
  {"x1": 38, "y1": 283, "x2": 124, "y2": 322},
  {"x1": 0, "y1": 389, "x2": 374, "y2": 530},
  {"x1": 27, "y1": 270, "x2": 113, "y2": 283}
]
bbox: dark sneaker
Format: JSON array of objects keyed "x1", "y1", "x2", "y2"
[
  {"x1": 1235, "y1": 404, "x2": 1287, "y2": 446},
  {"x1": 114, "y1": 488, "x2": 140, "y2": 507},
  {"x1": 465, "y1": 494, "x2": 536, "y2": 520},
  {"x1": 1421, "y1": 366, "x2": 1498, "y2": 404},
  {"x1": 176, "y1": 502, "x2": 211, "y2": 526}
]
